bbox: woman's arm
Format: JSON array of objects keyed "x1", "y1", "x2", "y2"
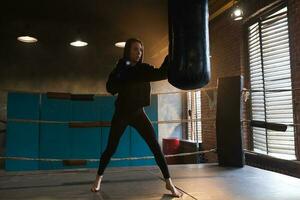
[
  {"x1": 106, "y1": 68, "x2": 123, "y2": 95},
  {"x1": 141, "y1": 55, "x2": 169, "y2": 82},
  {"x1": 115, "y1": 55, "x2": 169, "y2": 82}
]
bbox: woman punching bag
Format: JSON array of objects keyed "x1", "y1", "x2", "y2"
[{"x1": 168, "y1": 0, "x2": 211, "y2": 90}]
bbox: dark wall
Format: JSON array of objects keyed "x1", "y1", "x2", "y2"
[
  {"x1": 0, "y1": 20, "x2": 170, "y2": 93},
  {"x1": 0, "y1": 0, "x2": 174, "y2": 169},
  {"x1": 202, "y1": 0, "x2": 300, "y2": 162},
  {"x1": 0, "y1": 0, "x2": 169, "y2": 93},
  {"x1": 288, "y1": 0, "x2": 300, "y2": 159},
  {"x1": 203, "y1": 3, "x2": 244, "y2": 162}
]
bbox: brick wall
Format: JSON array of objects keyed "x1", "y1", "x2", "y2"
[
  {"x1": 288, "y1": 0, "x2": 300, "y2": 159},
  {"x1": 202, "y1": 0, "x2": 300, "y2": 162},
  {"x1": 201, "y1": 89, "x2": 218, "y2": 162},
  {"x1": 202, "y1": 7, "x2": 244, "y2": 162}
]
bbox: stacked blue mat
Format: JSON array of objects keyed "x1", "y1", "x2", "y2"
[{"x1": 5, "y1": 92, "x2": 158, "y2": 171}]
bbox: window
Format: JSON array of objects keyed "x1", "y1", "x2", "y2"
[
  {"x1": 248, "y1": 6, "x2": 296, "y2": 160},
  {"x1": 187, "y1": 91, "x2": 202, "y2": 143}
]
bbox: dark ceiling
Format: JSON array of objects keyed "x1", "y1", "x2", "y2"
[
  {"x1": 0, "y1": 0, "x2": 171, "y2": 65},
  {"x1": 0, "y1": 0, "x2": 231, "y2": 82}
]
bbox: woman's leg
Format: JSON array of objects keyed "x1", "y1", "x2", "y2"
[
  {"x1": 129, "y1": 109, "x2": 170, "y2": 179},
  {"x1": 97, "y1": 111, "x2": 129, "y2": 176},
  {"x1": 129, "y1": 109, "x2": 182, "y2": 197},
  {"x1": 91, "y1": 110, "x2": 129, "y2": 192}
]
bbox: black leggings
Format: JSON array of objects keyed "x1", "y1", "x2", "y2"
[{"x1": 97, "y1": 107, "x2": 170, "y2": 179}]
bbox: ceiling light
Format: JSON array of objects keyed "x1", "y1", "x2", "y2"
[
  {"x1": 231, "y1": 1, "x2": 244, "y2": 21},
  {"x1": 232, "y1": 7, "x2": 243, "y2": 20},
  {"x1": 17, "y1": 35, "x2": 38, "y2": 43},
  {"x1": 115, "y1": 42, "x2": 126, "y2": 48},
  {"x1": 70, "y1": 40, "x2": 88, "y2": 47}
]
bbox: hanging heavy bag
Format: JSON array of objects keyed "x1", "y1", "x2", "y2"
[{"x1": 168, "y1": 0, "x2": 211, "y2": 90}]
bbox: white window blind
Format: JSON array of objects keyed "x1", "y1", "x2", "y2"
[
  {"x1": 248, "y1": 7, "x2": 296, "y2": 160},
  {"x1": 187, "y1": 91, "x2": 202, "y2": 142}
]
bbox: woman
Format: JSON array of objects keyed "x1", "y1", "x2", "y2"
[{"x1": 91, "y1": 38, "x2": 182, "y2": 197}]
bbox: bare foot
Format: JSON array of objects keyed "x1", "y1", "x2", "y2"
[
  {"x1": 91, "y1": 175, "x2": 103, "y2": 192},
  {"x1": 165, "y1": 178, "x2": 183, "y2": 198}
]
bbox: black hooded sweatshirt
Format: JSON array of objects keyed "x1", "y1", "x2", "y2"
[{"x1": 106, "y1": 56, "x2": 169, "y2": 111}]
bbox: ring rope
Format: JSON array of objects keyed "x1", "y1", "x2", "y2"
[
  {"x1": 6, "y1": 118, "x2": 300, "y2": 127},
  {"x1": 6, "y1": 118, "x2": 216, "y2": 125},
  {"x1": 0, "y1": 87, "x2": 218, "y2": 96},
  {"x1": 1, "y1": 87, "x2": 299, "y2": 96},
  {"x1": 0, "y1": 148, "x2": 216, "y2": 162}
]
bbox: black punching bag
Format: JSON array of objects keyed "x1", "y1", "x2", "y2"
[{"x1": 168, "y1": 0, "x2": 211, "y2": 90}]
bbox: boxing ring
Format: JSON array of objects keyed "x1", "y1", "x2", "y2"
[
  {"x1": 1, "y1": 0, "x2": 299, "y2": 199},
  {"x1": 1, "y1": 76, "x2": 300, "y2": 199},
  {"x1": 1, "y1": 163, "x2": 300, "y2": 199}
]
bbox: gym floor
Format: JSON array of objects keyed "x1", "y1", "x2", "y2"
[{"x1": 1, "y1": 163, "x2": 300, "y2": 200}]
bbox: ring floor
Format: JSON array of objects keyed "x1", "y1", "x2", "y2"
[{"x1": 0, "y1": 163, "x2": 300, "y2": 200}]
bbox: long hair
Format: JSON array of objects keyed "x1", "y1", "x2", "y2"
[{"x1": 123, "y1": 38, "x2": 144, "y2": 63}]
